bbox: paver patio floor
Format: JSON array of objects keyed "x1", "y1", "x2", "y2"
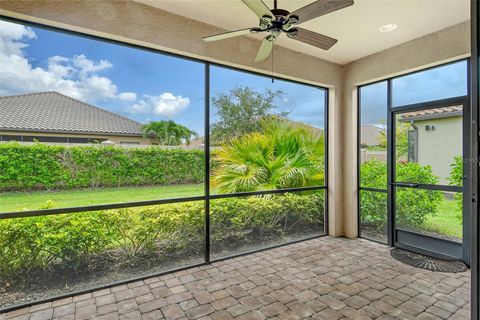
[{"x1": 2, "y1": 237, "x2": 471, "y2": 320}]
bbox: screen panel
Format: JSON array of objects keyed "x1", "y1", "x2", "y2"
[
  {"x1": 210, "y1": 190, "x2": 326, "y2": 259},
  {"x1": 0, "y1": 20, "x2": 205, "y2": 213},
  {"x1": 359, "y1": 190, "x2": 388, "y2": 243},
  {"x1": 209, "y1": 66, "x2": 327, "y2": 195},
  {"x1": 392, "y1": 60, "x2": 468, "y2": 107},
  {"x1": 359, "y1": 81, "x2": 388, "y2": 189},
  {"x1": 0, "y1": 201, "x2": 205, "y2": 309}
]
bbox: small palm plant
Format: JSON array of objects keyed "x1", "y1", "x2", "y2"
[
  {"x1": 211, "y1": 117, "x2": 325, "y2": 193},
  {"x1": 142, "y1": 120, "x2": 197, "y2": 146}
]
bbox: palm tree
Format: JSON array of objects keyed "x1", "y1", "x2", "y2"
[
  {"x1": 142, "y1": 120, "x2": 198, "y2": 146},
  {"x1": 211, "y1": 118, "x2": 325, "y2": 193}
]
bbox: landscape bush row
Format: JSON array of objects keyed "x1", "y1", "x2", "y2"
[
  {"x1": 0, "y1": 192, "x2": 324, "y2": 277},
  {"x1": 0, "y1": 143, "x2": 204, "y2": 191},
  {"x1": 360, "y1": 159, "x2": 442, "y2": 228}
]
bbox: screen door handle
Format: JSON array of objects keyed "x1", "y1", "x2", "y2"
[{"x1": 391, "y1": 182, "x2": 419, "y2": 188}]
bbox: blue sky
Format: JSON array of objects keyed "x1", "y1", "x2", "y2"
[
  {"x1": 0, "y1": 20, "x2": 325, "y2": 136},
  {"x1": 361, "y1": 60, "x2": 468, "y2": 125}
]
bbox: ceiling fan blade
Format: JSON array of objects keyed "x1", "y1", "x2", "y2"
[
  {"x1": 289, "y1": 28, "x2": 337, "y2": 50},
  {"x1": 289, "y1": 0, "x2": 353, "y2": 24},
  {"x1": 255, "y1": 36, "x2": 275, "y2": 62},
  {"x1": 241, "y1": 0, "x2": 274, "y2": 19},
  {"x1": 203, "y1": 27, "x2": 263, "y2": 42}
]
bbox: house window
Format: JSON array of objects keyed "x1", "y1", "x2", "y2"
[
  {"x1": 22, "y1": 136, "x2": 68, "y2": 143},
  {"x1": 407, "y1": 129, "x2": 418, "y2": 162},
  {"x1": 0, "y1": 135, "x2": 22, "y2": 141},
  {"x1": 0, "y1": 135, "x2": 106, "y2": 144}
]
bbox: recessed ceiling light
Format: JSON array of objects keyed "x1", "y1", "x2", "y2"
[{"x1": 379, "y1": 24, "x2": 398, "y2": 33}]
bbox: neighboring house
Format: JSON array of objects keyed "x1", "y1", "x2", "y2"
[
  {"x1": 360, "y1": 124, "x2": 387, "y2": 163},
  {"x1": 400, "y1": 105, "x2": 462, "y2": 184},
  {"x1": 360, "y1": 124, "x2": 385, "y2": 148},
  {"x1": 183, "y1": 136, "x2": 205, "y2": 149},
  {"x1": 0, "y1": 91, "x2": 156, "y2": 145}
]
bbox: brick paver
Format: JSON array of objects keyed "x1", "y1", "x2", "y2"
[{"x1": 2, "y1": 237, "x2": 471, "y2": 319}]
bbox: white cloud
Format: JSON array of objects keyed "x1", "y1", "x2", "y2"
[
  {"x1": 118, "y1": 92, "x2": 137, "y2": 101},
  {"x1": 127, "y1": 92, "x2": 190, "y2": 116},
  {"x1": 0, "y1": 21, "x2": 36, "y2": 56},
  {"x1": 72, "y1": 54, "x2": 112, "y2": 78},
  {"x1": 0, "y1": 20, "x2": 137, "y2": 103}
]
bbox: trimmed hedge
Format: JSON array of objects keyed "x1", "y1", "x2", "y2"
[
  {"x1": 0, "y1": 143, "x2": 204, "y2": 191},
  {"x1": 0, "y1": 193, "x2": 324, "y2": 277}
]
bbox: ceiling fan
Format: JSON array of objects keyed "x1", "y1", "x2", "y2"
[{"x1": 202, "y1": 0, "x2": 354, "y2": 62}]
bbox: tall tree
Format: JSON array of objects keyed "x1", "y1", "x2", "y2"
[
  {"x1": 142, "y1": 120, "x2": 197, "y2": 146},
  {"x1": 210, "y1": 86, "x2": 286, "y2": 144}
]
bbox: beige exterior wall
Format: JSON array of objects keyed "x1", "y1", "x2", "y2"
[
  {"x1": 360, "y1": 149, "x2": 387, "y2": 164},
  {"x1": 414, "y1": 116, "x2": 462, "y2": 185},
  {"x1": 0, "y1": 0, "x2": 470, "y2": 238},
  {"x1": 0, "y1": 130, "x2": 155, "y2": 145}
]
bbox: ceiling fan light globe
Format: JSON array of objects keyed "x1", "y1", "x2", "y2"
[
  {"x1": 286, "y1": 28, "x2": 299, "y2": 37},
  {"x1": 287, "y1": 15, "x2": 299, "y2": 25},
  {"x1": 260, "y1": 15, "x2": 273, "y2": 29}
]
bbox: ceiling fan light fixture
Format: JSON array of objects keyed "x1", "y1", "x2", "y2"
[{"x1": 379, "y1": 23, "x2": 398, "y2": 33}]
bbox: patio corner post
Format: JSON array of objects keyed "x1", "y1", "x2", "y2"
[
  {"x1": 471, "y1": 0, "x2": 479, "y2": 318},
  {"x1": 204, "y1": 62, "x2": 211, "y2": 264}
]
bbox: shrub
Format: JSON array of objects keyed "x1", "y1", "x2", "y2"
[
  {"x1": 211, "y1": 192, "x2": 324, "y2": 243},
  {"x1": 0, "y1": 212, "x2": 112, "y2": 275},
  {"x1": 0, "y1": 143, "x2": 204, "y2": 191},
  {"x1": 212, "y1": 118, "x2": 325, "y2": 193},
  {"x1": 0, "y1": 193, "x2": 323, "y2": 277},
  {"x1": 360, "y1": 160, "x2": 442, "y2": 227},
  {"x1": 102, "y1": 202, "x2": 205, "y2": 257},
  {"x1": 449, "y1": 156, "x2": 464, "y2": 220}
]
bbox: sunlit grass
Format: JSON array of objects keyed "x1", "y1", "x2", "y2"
[
  {"x1": 0, "y1": 184, "x2": 204, "y2": 212},
  {"x1": 423, "y1": 197, "x2": 462, "y2": 240}
]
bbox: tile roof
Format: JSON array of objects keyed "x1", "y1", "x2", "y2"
[
  {"x1": 400, "y1": 105, "x2": 463, "y2": 121},
  {"x1": 361, "y1": 125, "x2": 385, "y2": 147},
  {"x1": 0, "y1": 92, "x2": 143, "y2": 136}
]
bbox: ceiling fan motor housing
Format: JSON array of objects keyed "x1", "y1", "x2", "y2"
[{"x1": 261, "y1": 8, "x2": 299, "y2": 35}]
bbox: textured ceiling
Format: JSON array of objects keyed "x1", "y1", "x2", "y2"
[{"x1": 135, "y1": 0, "x2": 469, "y2": 65}]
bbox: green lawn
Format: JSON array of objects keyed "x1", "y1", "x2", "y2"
[
  {"x1": 0, "y1": 184, "x2": 204, "y2": 212},
  {"x1": 423, "y1": 197, "x2": 462, "y2": 240}
]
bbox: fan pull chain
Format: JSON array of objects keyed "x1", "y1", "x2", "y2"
[{"x1": 271, "y1": 44, "x2": 274, "y2": 83}]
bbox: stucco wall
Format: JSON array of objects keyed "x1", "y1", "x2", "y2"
[
  {"x1": 342, "y1": 21, "x2": 470, "y2": 238},
  {"x1": 414, "y1": 116, "x2": 463, "y2": 185},
  {"x1": 0, "y1": 0, "x2": 345, "y2": 236}
]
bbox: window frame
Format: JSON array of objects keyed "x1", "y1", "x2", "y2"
[{"x1": 357, "y1": 58, "x2": 470, "y2": 244}]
